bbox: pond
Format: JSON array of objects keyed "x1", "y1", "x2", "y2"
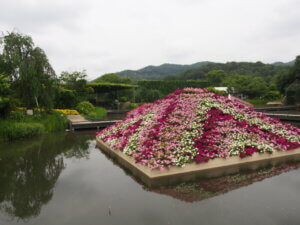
[{"x1": 0, "y1": 131, "x2": 300, "y2": 225}]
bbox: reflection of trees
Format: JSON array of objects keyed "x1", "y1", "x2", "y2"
[
  {"x1": 148, "y1": 161, "x2": 300, "y2": 203},
  {"x1": 0, "y1": 132, "x2": 93, "y2": 220}
]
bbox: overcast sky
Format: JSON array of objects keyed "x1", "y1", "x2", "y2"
[{"x1": 1, "y1": 0, "x2": 300, "y2": 80}]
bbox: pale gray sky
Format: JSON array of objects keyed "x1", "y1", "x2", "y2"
[{"x1": 1, "y1": 0, "x2": 299, "y2": 80}]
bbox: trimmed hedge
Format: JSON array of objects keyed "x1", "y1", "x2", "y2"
[
  {"x1": 137, "y1": 80, "x2": 210, "y2": 95},
  {"x1": 88, "y1": 82, "x2": 137, "y2": 93}
]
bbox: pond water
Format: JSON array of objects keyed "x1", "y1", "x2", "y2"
[{"x1": 0, "y1": 131, "x2": 300, "y2": 225}]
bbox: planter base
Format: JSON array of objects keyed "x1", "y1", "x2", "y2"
[{"x1": 96, "y1": 136, "x2": 300, "y2": 187}]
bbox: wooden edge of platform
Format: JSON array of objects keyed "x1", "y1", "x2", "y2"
[{"x1": 96, "y1": 136, "x2": 300, "y2": 187}]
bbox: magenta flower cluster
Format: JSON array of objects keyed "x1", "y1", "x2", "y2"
[{"x1": 97, "y1": 88, "x2": 300, "y2": 170}]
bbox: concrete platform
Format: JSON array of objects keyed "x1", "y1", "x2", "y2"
[
  {"x1": 96, "y1": 136, "x2": 300, "y2": 187},
  {"x1": 255, "y1": 106, "x2": 298, "y2": 112},
  {"x1": 264, "y1": 113, "x2": 300, "y2": 121}
]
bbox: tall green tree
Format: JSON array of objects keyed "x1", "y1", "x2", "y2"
[
  {"x1": 0, "y1": 32, "x2": 56, "y2": 108},
  {"x1": 276, "y1": 55, "x2": 300, "y2": 93},
  {"x1": 284, "y1": 56, "x2": 300, "y2": 104},
  {"x1": 205, "y1": 70, "x2": 227, "y2": 86},
  {"x1": 93, "y1": 73, "x2": 132, "y2": 84},
  {"x1": 59, "y1": 70, "x2": 92, "y2": 103},
  {"x1": 223, "y1": 74, "x2": 267, "y2": 98}
]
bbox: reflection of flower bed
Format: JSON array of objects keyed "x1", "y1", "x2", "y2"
[
  {"x1": 97, "y1": 88, "x2": 300, "y2": 170},
  {"x1": 152, "y1": 161, "x2": 300, "y2": 202}
]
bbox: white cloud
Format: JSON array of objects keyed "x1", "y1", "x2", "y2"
[{"x1": 0, "y1": 0, "x2": 299, "y2": 79}]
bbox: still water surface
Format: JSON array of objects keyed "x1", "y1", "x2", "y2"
[{"x1": 0, "y1": 131, "x2": 300, "y2": 225}]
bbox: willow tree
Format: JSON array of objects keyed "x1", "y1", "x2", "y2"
[{"x1": 0, "y1": 32, "x2": 56, "y2": 108}]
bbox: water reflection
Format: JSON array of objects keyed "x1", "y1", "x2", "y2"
[
  {"x1": 0, "y1": 132, "x2": 94, "y2": 221},
  {"x1": 0, "y1": 130, "x2": 299, "y2": 224},
  {"x1": 97, "y1": 144, "x2": 300, "y2": 203},
  {"x1": 148, "y1": 161, "x2": 300, "y2": 202}
]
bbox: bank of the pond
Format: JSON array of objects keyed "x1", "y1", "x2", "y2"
[{"x1": 0, "y1": 111, "x2": 68, "y2": 142}]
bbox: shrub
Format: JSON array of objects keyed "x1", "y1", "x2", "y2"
[
  {"x1": 135, "y1": 88, "x2": 163, "y2": 103},
  {"x1": 263, "y1": 91, "x2": 282, "y2": 101},
  {"x1": 0, "y1": 97, "x2": 13, "y2": 117},
  {"x1": 285, "y1": 80, "x2": 300, "y2": 105},
  {"x1": 120, "y1": 96, "x2": 129, "y2": 102},
  {"x1": 39, "y1": 112, "x2": 68, "y2": 132},
  {"x1": 85, "y1": 107, "x2": 107, "y2": 120},
  {"x1": 247, "y1": 99, "x2": 269, "y2": 107},
  {"x1": 8, "y1": 111, "x2": 26, "y2": 121},
  {"x1": 55, "y1": 87, "x2": 78, "y2": 109},
  {"x1": 129, "y1": 103, "x2": 143, "y2": 109},
  {"x1": 0, "y1": 120, "x2": 44, "y2": 141},
  {"x1": 76, "y1": 101, "x2": 95, "y2": 115},
  {"x1": 137, "y1": 80, "x2": 209, "y2": 95},
  {"x1": 0, "y1": 111, "x2": 68, "y2": 142}
]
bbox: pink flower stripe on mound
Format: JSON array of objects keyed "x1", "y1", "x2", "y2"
[{"x1": 96, "y1": 88, "x2": 300, "y2": 169}]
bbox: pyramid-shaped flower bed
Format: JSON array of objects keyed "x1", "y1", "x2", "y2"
[{"x1": 97, "y1": 88, "x2": 300, "y2": 170}]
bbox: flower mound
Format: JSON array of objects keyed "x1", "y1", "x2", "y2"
[{"x1": 97, "y1": 88, "x2": 300, "y2": 170}]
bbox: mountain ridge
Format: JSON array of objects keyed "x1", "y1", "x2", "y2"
[{"x1": 94, "y1": 59, "x2": 294, "y2": 81}]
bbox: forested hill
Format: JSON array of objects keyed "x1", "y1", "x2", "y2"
[
  {"x1": 115, "y1": 61, "x2": 212, "y2": 80},
  {"x1": 165, "y1": 61, "x2": 293, "y2": 81}
]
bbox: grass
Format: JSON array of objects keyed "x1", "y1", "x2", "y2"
[
  {"x1": 0, "y1": 120, "x2": 44, "y2": 142},
  {"x1": 84, "y1": 107, "x2": 107, "y2": 121},
  {"x1": 0, "y1": 111, "x2": 68, "y2": 142},
  {"x1": 247, "y1": 99, "x2": 270, "y2": 107},
  {"x1": 38, "y1": 113, "x2": 68, "y2": 132}
]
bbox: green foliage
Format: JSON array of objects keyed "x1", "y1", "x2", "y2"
[
  {"x1": 263, "y1": 91, "x2": 282, "y2": 101},
  {"x1": 0, "y1": 97, "x2": 12, "y2": 117},
  {"x1": 275, "y1": 56, "x2": 300, "y2": 94},
  {"x1": 119, "y1": 96, "x2": 129, "y2": 102},
  {"x1": 0, "y1": 112, "x2": 68, "y2": 141},
  {"x1": 60, "y1": 70, "x2": 87, "y2": 84},
  {"x1": 1, "y1": 32, "x2": 56, "y2": 108},
  {"x1": 137, "y1": 80, "x2": 209, "y2": 95},
  {"x1": 277, "y1": 55, "x2": 300, "y2": 105},
  {"x1": 76, "y1": 101, "x2": 95, "y2": 115},
  {"x1": 206, "y1": 87, "x2": 228, "y2": 96},
  {"x1": 37, "y1": 112, "x2": 68, "y2": 132},
  {"x1": 135, "y1": 88, "x2": 163, "y2": 103},
  {"x1": 8, "y1": 110, "x2": 26, "y2": 121},
  {"x1": 223, "y1": 74, "x2": 267, "y2": 98},
  {"x1": 286, "y1": 80, "x2": 300, "y2": 105},
  {"x1": 247, "y1": 99, "x2": 269, "y2": 107},
  {"x1": 0, "y1": 74, "x2": 13, "y2": 117},
  {"x1": 0, "y1": 74, "x2": 10, "y2": 95},
  {"x1": 88, "y1": 82, "x2": 137, "y2": 93},
  {"x1": 205, "y1": 70, "x2": 227, "y2": 86},
  {"x1": 0, "y1": 120, "x2": 44, "y2": 141},
  {"x1": 84, "y1": 107, "x2": 107, "y2": 121},
  {"x1": 59, "y1": 70, "x2": 89, "y2": 102},
  {"x1": 166, "y1": 61, "x2": 290, "y2": 82},
  {"x1": 54, "y1": 87, "x2": 78, "y2": 108},
  {"x1": 129, "y1": 103, "x2": 143, "y2": 109},
  {"x1": 93, "y1": 73, "x2": 132, "y2": 84}
]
